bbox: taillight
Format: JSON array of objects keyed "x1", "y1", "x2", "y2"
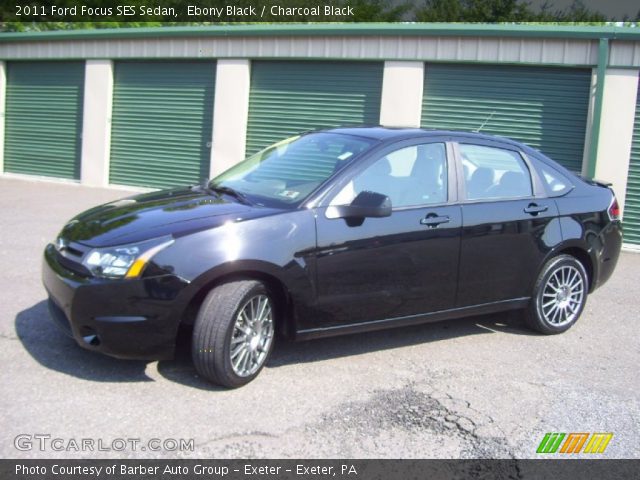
[{"x1": 608, "y1": 197, "x2": 620, "y2": 221}]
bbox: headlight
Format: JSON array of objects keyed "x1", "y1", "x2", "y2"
[{"x1": 82, "y1": 236, "x2": 174, "y2": 279}]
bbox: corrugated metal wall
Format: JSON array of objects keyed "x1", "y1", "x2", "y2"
[
  {"x1": 421, "y1": 64, "x2": 592, "y2": 172},
  {"x1": 109, "y1": 61, "x2": 215, "y2": 189},
  {"x1": 245, "y1": 61, "x2": 383, "y2": 155},
  {"x1": 0, "y1": 36, "x2": 605, "y2": 66},
  {"x1": 4, "y1": 61, "x2": 84, "y2": 179},
  {"x1": 624, "y1": 84, "x2": 640, "y2": 245}
]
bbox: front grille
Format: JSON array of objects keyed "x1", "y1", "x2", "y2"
[{"x1": 55, "y1": 240, "x2": 92, "y2": 277}]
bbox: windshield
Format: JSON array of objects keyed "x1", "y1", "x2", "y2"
[{"x1": 210, "y1": 132, "x2": 376, "y2": 207}]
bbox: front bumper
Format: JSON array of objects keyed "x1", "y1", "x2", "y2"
[{"x1": 42, "y1": 244, "x2": 189, "y2": 360}]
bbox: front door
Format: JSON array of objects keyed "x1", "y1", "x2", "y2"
[{"x1": 309, "y1": 141, "x2": 462, "y2": 330}]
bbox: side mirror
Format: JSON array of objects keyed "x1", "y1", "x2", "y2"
[{"x1": 326, "y1": 191, "x2": 392, "y2": 224}]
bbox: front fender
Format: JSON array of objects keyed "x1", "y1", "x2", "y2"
[{"x1": 150, "y1": 209, "x2": 317, "y2": 329}]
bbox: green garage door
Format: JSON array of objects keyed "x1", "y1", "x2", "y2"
[
  {"x1": 623, "y1": 85, "x2": 640, "y2": 245},
  {"x1": 4, "y1": 61, "x2": 84, "y2": 179},
  {"x1": 422, "y1": 64, "x2": 592, "y2": 172},
  {"x1": 246, "y1": 61, "x2": 383, "y2": 155},
  {"x1": 109, "y1": 61, "x2": 215, "y2": 189}
]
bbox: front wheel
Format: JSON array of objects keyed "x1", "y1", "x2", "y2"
[
  {"x1": 192, "y1": 280, "x2": 275, "y2": 388},
  {"x1": 525, "y1": 255, "x2": 588, "y2": 334}
]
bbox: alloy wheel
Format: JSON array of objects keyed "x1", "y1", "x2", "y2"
[
  {"x1": 229, "y1": 294, "x2": 274, "y2": 377},
  {"x1": 540, "y1": 265, "x2": 585, "y2": 327}
]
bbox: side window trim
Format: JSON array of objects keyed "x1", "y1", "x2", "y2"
[
  {"x1": 318, "y1": 138, "x2": 456, "y2": 210},
  {"x1": 519, "y1": 151, "x2": 550, "y2": 198},
  {"x1": 445, "y1": 141, "x2": 459, "y2": 204},
  {"x1": 453, "y1": 140, "x2": 543, "y2": 203},
  {"x1": 452, "y1": 141, "x2": 468, "y2": 202}
]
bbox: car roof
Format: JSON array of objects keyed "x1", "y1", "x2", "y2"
[{"x1": 325, "y1": 126, "x2": 527, "y2": 146}]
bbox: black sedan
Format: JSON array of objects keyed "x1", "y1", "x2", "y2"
[{"x1": 42, "y1": 128, "x2": 622, "y2": 387}]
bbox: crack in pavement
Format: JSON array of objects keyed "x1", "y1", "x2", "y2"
[
  {"x1": 186, "y1": 383, "x2": 525, "y2": 475},
  {"x1": 310, "y1": 383, "x2": 519, "y2": 459}
]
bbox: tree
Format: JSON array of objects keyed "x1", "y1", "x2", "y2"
[
  {"x1": 0, "y1": 0, "x2": 411, "y2": 30},
  {"x1": 0, "y1": 0, "x2": 620, "y2": 31},
  {"x1": 415, "y1": 0, "x2": 608, "y2": 22},
  {"x1": 346, "y1": 0, "x2": 412, "y2": 22}
]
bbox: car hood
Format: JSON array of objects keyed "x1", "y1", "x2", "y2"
[{"x1": 59, "y1": 187, "x2": 282, "y2": 248}]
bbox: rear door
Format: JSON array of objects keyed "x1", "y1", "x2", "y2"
[
  {"x1": 455, "y1": 141, "x2": 560, "y2": 307},
  {"x1": 421, "y1": 64, "x2": 591, "y2": 173},
  {"x1": 4, "y1": 61, "x2": 84, "y2": 179},
  {"x1": 109, "y1": 61, "x2": 215, "y2": 189},
  {"x1": 246, "y1": 61, "x2": 383, "y2": 156}
]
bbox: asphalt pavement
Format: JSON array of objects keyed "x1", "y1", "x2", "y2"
[{"x1": 1, "y1": 176, "x2": 638, "y2": 459}]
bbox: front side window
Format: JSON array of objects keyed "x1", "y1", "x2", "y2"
[
  {"x1": 331, "y1": 143, "x2": 448, "y2": 208},
  {"x1": 460, "y1": 144, "x2": 533, "y2": 200},
  {"x1": 211, "y1": 133, "x2": 375, "y2": 206}
]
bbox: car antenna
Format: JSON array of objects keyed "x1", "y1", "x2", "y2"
[{"x1": 474, "y1": 111, "x2": 495, "y2": 133}]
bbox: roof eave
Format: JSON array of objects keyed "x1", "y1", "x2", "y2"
[{"x1": 1, "y1": 23, "x2": 639, "y2": 44}]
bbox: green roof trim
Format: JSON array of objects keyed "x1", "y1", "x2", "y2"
[{"x1": 1, "y1": 23, "x2": 640, "y2": 43}]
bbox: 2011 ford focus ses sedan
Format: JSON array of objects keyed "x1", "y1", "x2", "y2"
[{"x1": 43, "y1": 128, "x2": 622, "y2": 387}]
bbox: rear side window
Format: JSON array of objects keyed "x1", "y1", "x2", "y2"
[
  {"x1": 537, "y1": 162, "x2": 572, "y2": 196},
  {"x1": 460, "y1": 144, "x2": 533, "y2": 200}
]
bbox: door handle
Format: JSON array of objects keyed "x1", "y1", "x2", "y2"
[
  {"x1": 524, "y1": 203, "x2": 548, "y2": 215},
  {"x1": 420, "y1": 214, "x2": 450, "y2": 228}
]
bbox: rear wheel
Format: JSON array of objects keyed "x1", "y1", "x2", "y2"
[
  {"x1": 525, "y1": 254, "x2": 588, "y2": 334},
  {"x1": 192, "y1": 280, "x2": 275, "y2": 388}
]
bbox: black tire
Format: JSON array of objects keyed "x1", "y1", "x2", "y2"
[
  {"x1": 525, "y1": 254, "x2": 588, "y2": 335},
  {"x1": 192, "y1": 280, "x2": 276, "y2": 388}
]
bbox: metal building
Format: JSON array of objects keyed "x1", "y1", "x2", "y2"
[{"x1": 0, "y1": 24, "x2": 639, "y2": 247}]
